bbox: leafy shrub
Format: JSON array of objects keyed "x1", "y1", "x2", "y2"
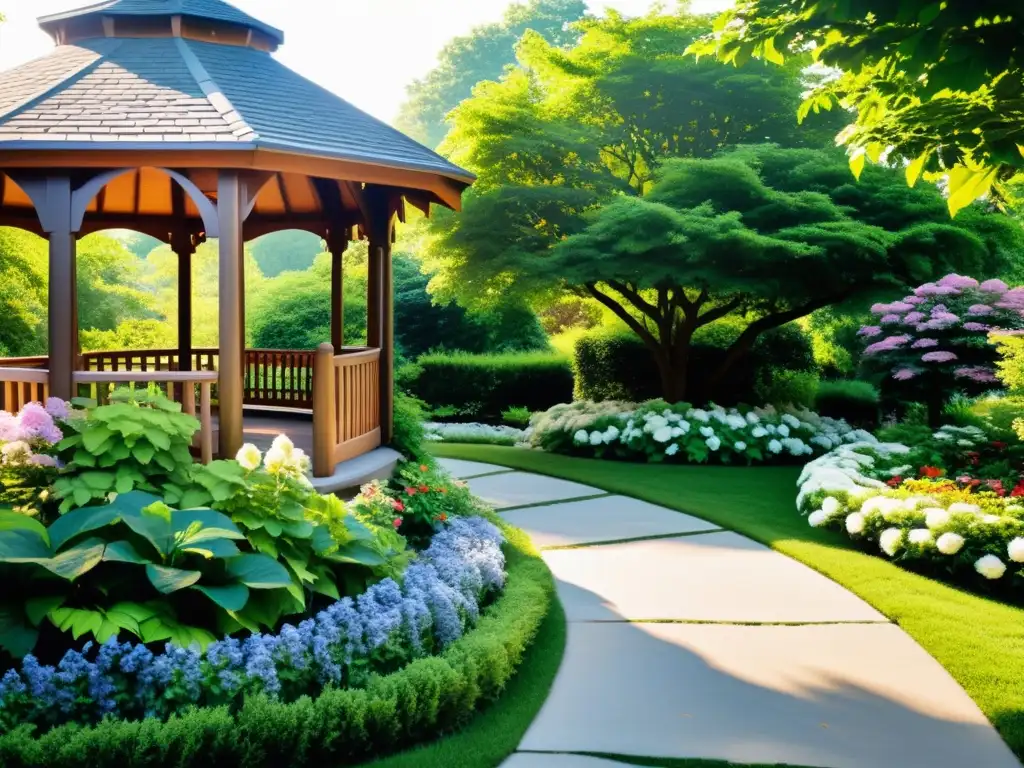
[
  {"x1": 501, "y1": 406, "x2": 532, "y2": 427},
  {"x1": 405, "y1": 352, "x2": 572, "y2": 418},
  {"x1": 573, "y1": 324, "x2": 815, "y2": 405},
  {"x1": 391, "y1": 391, "x2": 428, "y2": 462},
  {"x1": 754, "y1": 368, "x2": 819, "y2": 409},
  {"x1": 529, "y1": 400, "x2": 872, "y2": 465},
  {"x1": 424, "y1": 422, "x2": 525, "y2": 446},
  {"x1": 53, "y1": 390, "x2": 198, "y2": 512},
  {"x1": 995, "y1": 333, "x2": 1024, "y2": 392},
  {"x1": 815, "y1": 380, "x2": 881, "y2": 427},
  {"x1": 0, "y1": 519, "x2": 546, "y2": 767}
]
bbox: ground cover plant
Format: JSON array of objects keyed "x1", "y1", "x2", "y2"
[
  {"x1": 529, "y1": 400, "x2": 873, "y2": 465},
  {"x1": 432, "y1": 442, "x2": 1024, "y2": 762}
]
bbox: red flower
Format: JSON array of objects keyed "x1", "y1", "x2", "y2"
[
  {"x1": 392, "y1": 499, "x2": 405, "y2": 512},
  {"x1": 1012, "y1": 480, "x2": 1024, "y2": 497},
  {"x1": 992, "y1": 441, "x2": 1008, "y2": 450},
  {"x1": 440, "y1": 487, "x2": 448, "y2": 494},
  {"x1": 920, "y1": 466, "x2": 943, "y2": 478},
  {"x1": 405, "y1": 487, "x2": 417, "y2": 496},
  {"x1": 966, "y1": 451, "x2": 980, "y2": 466},
  {"x1": 418, "y1": 484, "x2": 429, "y2": 493},
  {"x1": 434, "y1": 513, "x2": 448, "y2": 522},
  {"x1": 887, "y1": 476, "x2": 902, "y2": 487},
  {"x1": 393, "y1": 518, "x2": 402, "y2": 528},
  {"x1": 420, "y1": 464, "x2": 429, "y2": 472}
]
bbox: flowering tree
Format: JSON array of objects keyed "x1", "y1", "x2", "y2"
[{"x1": 858, "y1": 275, "x2": 1024, "y2": 425}]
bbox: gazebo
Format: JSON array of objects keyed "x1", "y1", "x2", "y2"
[{"x1": 0, "y1": 0, "x2": 473, "y2": 477}]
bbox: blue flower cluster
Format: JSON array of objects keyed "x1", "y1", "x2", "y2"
[{"x1": 0, "y1": 516, "x2": 505, "y2": 732}]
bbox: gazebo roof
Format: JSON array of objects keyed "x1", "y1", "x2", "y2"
[{"x1": 0, "y1": 0, "x2": 473, "y2": 214}]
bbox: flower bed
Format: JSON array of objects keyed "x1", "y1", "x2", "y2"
[
  {"x1": 424, "y1": 421, "x2": 528, "y2": 446},
  {"x1": 530, "y1": 400, "x2": 874, "y2": 464},
  {"x1": 798, "y1": 427, "x2": 1024, "y2": 594}
]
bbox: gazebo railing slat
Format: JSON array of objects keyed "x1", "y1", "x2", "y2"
[
  {"x1": 312, "y1": 343, "x2": 382, "y2": 478},
  {"x1": 0, "y1": 368, "x2": 50, "y2": 413}
]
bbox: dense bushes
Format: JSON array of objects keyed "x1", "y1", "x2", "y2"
[
  {"x1": 814, "y1": 380, "x2": 880, "y2": 427},
  {"x1": 573, "y1": 323, "x2": 815, "y2": 405},
  {"x1": 404, "y1": 352, "x2": 573, "y2": 419},
  {"x1": 0, "y1": 522, "x2": 552, "y2": 768}
]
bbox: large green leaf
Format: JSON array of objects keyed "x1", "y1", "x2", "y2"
[
  {"x1": 42, "y1": 537, "x2": 107, "y2": 580},
  {"x1": 0, "y1": 511, "x2": 49, "y2": 543},
  {"x1": 82, "y1": 425, "x2": 114, "y2": 453},
  {"x1": 194, "y1": 583, "x2": 250, "y2": 611},
  {"x1": 49, "y1": 606, "x2": 103, "y2": 640},
  {"x1": 25, "y1": 595, "x2": 66, "y2": 626},
  {"x1": 146, "y1": 564, "x2": 202, "y2": 594},
  {"x1": 103, "y1": 539, "x2": 151, "y2": 565},
  {"x1": 0, "y1": 528, "x2": 53, "y2": 562},
  {"x1": 172, "y1": 509, "x2": 245, "y2": 543},
  {"x1": 132, "y1": 443, "x2": 156, "y2": 465},
  {"x1": 181, "y1": 537, "x2": 241, "y2": 559},
  {"x1": 144, "y1": 428, "x2": 171, "y2": 451},
  {"x1": 113, "y1": 491, "x2": 174, "y2": 555},
  {"x1": 329, "y1": 542, "x2": 387, "y2": 567},
  {"x1": 0, "y1": 605, "x2": 38, "y2": 658},
  {"x1": 47, "y1": 504, "x2": 121, "y2": 551},
  {"x1": 311, "y1": 525, "x2": 337, "y2": 555},
  {"x1": 225, "y1": 553, "x2": 292, "y2": 589}
]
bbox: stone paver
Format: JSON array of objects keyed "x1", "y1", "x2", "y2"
[
  {"x1": 435, "y1": 457, "x2": 513, "y2": 479},
  {"x1": 503, "y1": 495, "x2": 719, "y2": 548},
  {"x1": 466, "y1": 471, "x2": 604, "y2": 509},
  {"x1": 544, "y1": 531, "x2": 885, "y2": 623},
  {"x1": 501, "y1": 755, "x2": 631, "y2": 767},
  {"x1": 520, "y1": 622, "x2": 1020, "y2": 768}
]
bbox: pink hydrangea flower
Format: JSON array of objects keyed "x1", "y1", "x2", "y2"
[
  {"x1": 968, "y1": 304, "x2": 993, "y2": 315},
  {"x1": 911, "y1": 338, "x2": 939, "y2": 349},
  {"x1": 864, "y1": 335, "x2": 912, "y2": 356},
  {"x1": 903, "y1": 311, "x2": 925, "y2": 324},
  {"x1": 954, "y1": 366, "x2": 998, "y2": 383},
  {"x1": 903, "y1": 296, "x2": 926, "y2": 305},
  {"x1": 44, "y1": 398, "x2": 70, "y2": 421},
  {"x1": 28, "y1": 454, "x2": 58, "y2": 467},
  {"x1": 915, "y1": 283, "x2": 960, "y2": 297},
  {"x1": 0, "y1": 411, "x2": 19, "y2": 442},
  {"x1": 980, "y1": 279, "x2": 1009, "y2": 294},
  {"x1": 930, "y1": 311, "x2": 960, "y2": 324},
  {"x1": 963, "y1": 322, "x2": 991, "y2": 332},
  {"x1": 858, "y1": 326, "x2": 882, "y2": 337},
  {"x1": 17, "y1": 403, "x2": 62, "y2": 445},
  {"x1": 880, "y1": 313, "x2": 901, "y2": 324},
  {"x1": 937, "y1": 274, "x2": 979, "y2": 289},
  {"x1": 921, "y1": 351, "x2": 958, "y2": 363},
  {"x1": 893, "y1": 368, "x2": 918, "y2": 381}
]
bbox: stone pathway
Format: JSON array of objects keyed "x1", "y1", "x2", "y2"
[{"x1": 436, "y1": 458, "x2": 1022, "y2": 768}]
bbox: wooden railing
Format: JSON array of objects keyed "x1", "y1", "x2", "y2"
[
  {"x1": 73, "y1": 370, "x2": 218, "y2": 463},
  {"x1": 243, "y1": 349, "x2": 315, "y2": 409},
  {"x1": 0, "y1": 368, "x2": 49, "y2": 413},
  {"x1": 312, "y1": 344, "x2": 382, "y2": 477}
]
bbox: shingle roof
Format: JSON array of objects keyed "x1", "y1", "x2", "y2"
[
  {"x1": 0, "y1": 35, "x2": 473, "y2": 183},
  {"x1": 39, "y1": 0, "x2": 285, "y2": 45}
]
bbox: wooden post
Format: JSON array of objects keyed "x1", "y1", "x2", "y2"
[
  {"x1": 217, "y1": 172, "x2": 244, "y2": 459},
  {"x1": 173, "y1": 239, "x2": 193, "y2": 372},
  {"x1": 366, "y1": 187, "x2": 394, "y2": 444},
  {"x1": 380, "y1": 235, "x2": 394, "y2": 443},
  {"x1": 366, "y1": 243, "x2": 382, "y2": 349},
  {"x1": 330, "y1": 238, "x2": 347, "y2": 353},
  {"x1": 312, "y1": 343, "x2": 336, "y2": 478},
  {"x1": 40, "y1": 178, "x2": 78, "y2": 400}
]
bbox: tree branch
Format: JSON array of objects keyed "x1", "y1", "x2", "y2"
[
  {"x1": 586, "y1": 282, "x2": 660, "y2": 353},
  {"x1": 696, "y1": 297, "x2": 744, "y2": 326},
  {"x1": 607, "y1": 279, "x2": 661, "y2": 321}
]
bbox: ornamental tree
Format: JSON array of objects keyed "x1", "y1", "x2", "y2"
[
  {"x1": 859, "y1": 275, "x2": 1024, "y2": 425},
  {"x1": 690, "y1": 1, "x2": 1024, "y2": 214}
]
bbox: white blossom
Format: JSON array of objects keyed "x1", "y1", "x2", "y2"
[
  {"x1": 590, "y1": 431, "x2": 604, "y2": 446},
  {"x1": 924, "y1": 508, "x2": 951, "y2": 530},
  {"x1": 879, "y1": 528, "x2": 903, "y2": 557},
  {"x1": 948, "y1": 502, "x2": 982, "y2": 515},
  {"x1": 573, "y1": 429, "x2": 589, "y2": 444},
  {"x1": 767, "y1": 439, "x2": 782, "y2": 454},
  {"x1": 235, "y1": 443, "x2": 262, "y2": 471},
  {"x1": 1008, "y1": 538, "x2": 1024, "y2": 563},
  {"x1": 821, "y1": 497, "x2": 841, "y2": 517},
  {"x1": 975, "y1": 554, "x2": 1006, "y2": 580},
  {"x1": 734, "y1": 441, "x2": 747, "y2": 452},
  {"x1": 808, "y1": 510, "x2": 829, "y2": 527},
  {"x1": 751, "y1": 427, "x2": 768, "y2": 438},
  {"x1": 688, "y1": 409, "x2": 710, "y2": 423},
  {"x1": 665, "y1": 443, "x2": 680, "y2": 457},
  {"x1": 936, "y1": 532, "x2": 965, "y2": 555},
  {"x1": 706, "y1": 436, "x2": 721, "y2": 451},
  {"x1": 777, "y1": 424, "x2": 791, "y2": 438},
  {"x1": 908, "y1": 529, "x2": 932, "y2": 545},
  {"x1": 653, "y1": 426, "x2": 673, "y2": 443},
  {"x1": 699, "y1": 426, "x2": 715, "y2": 438},
  {"x1": 845, "y1": 512, "x2": 865, "y2": 534}
]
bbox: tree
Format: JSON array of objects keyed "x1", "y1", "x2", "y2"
[
  {"x1": 690, "y1": 1, "x2": 1024, "y2": 214},
  {"x1": 438, "y1": 145, "x2": 1022, "y2": 402},
  {"x1": 249, "y1": 230, "x2": 324, "y2": 277},
  {"x1": 395, "y1": 0, "x2": 588, "y2": 148}
]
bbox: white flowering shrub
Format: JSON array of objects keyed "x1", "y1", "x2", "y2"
[
  {"x1": 799, "y1": 437, "x2": 1024, "y2": 595},
  {"x1": 423, "y1": 422, "x2": 528, "y2": 446},
  {"x1": 529, "y1": 400, "x2": 873, "y2": 465}
]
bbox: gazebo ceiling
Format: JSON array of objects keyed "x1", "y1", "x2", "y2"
[{"x1": 0, "y1": 0, "x2": 474, "y2": 241}]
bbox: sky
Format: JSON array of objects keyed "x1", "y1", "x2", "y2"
[{"x1": 0, "y1": 0, "x2": 729, "y2": 124}]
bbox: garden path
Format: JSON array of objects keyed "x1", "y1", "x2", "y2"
[{"x1": 435, "y1": 458, "x2": 1022, "y2": 768}]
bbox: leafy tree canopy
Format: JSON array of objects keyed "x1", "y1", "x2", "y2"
[
  {"x1": 249, "y1": 230, "x2": 324, "y2": 277},
  {"x1": 395, "y1": 0, "x2": 587, "y2": 149},
  {"x1": 689, "y1": 0, "x2": 1024, "y2": 214}
]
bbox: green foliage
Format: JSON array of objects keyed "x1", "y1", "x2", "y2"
[
  {"x1": 395, "y1": 0, "x2": 588, "y2": 148},
  {"x1": 995, "y1": 334, "x2": 1024, "y2": 393},
  {"x1": 405, "y1": 352, "x2": 573, "y2": 418},
  {"x1": 391, "y1": 392, "x2": 428, "y2": 462},
  {"x1": 692, "y1": 1, "x2": 1024, "y2": 212},
  {"x1": 754, "y1": 369, "x2": 819, "y2": 409},
  {"x1": 0, "y1": 491, "x2": 289, "y2": 657},
  {"x1": 501, "y1": 407, "x2": 532, "y2": 427},
  {"x1": 53, "y1": 390, "x2": 198, "y2": 513},
  {"x1": 249, "y1": 230, "x2": 324, "y2": 277},
  {"x1": 815, "y1": 380, "x2": 881, "y2": 428},
  {"x1": 0, "y1": 522, "x2": 552, "y2": 768},
  {"x1": 390, "y1": 462, "x2": 489, "y2": 544}
]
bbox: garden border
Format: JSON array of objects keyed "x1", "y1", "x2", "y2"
[{"x1": 0, "y1": 520, "x2": 554, "y2": 768}]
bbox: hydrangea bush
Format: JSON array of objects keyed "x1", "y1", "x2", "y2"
[
  {"x1": 0, "y1": 399, "x2": 68, "y2": 516},
  {"x1": 530, "y1": 400, "x2": 874, "y2": 465},
  {"x1": 0, "y1": 516, "x2": 505, "y2": 733},
  {"x1": 798, "y1": 431, "x2": 1024, "y2": 595},
  {"x1": 424, "y1": 421, "x2": 528, "y2": 446},
  {"x1": 858, "y1": 274, "x2": 1024, "y2": 423}
]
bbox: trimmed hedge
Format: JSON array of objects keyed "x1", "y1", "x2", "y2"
[
  {"x1": 0, "y1": 522, "x2": 553, "y2": 768},
  {"x1": 573, "y1": 324, "x2": 815, "y2": 405},
  {"x1": 405, "y1": 352, "x2": 573, "y2": 418}
]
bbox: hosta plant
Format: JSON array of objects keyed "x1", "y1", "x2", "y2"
[
  {"x1": 53, "y1": 389, "x2": 199, "y2": 512},
  {"x1": 0, "y1": 490, "x2": 291, "y2": 659}
]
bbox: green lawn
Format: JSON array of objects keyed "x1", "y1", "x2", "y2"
[{"x1": 433, "y1": 444, "x2": 1024, "y2": 762}]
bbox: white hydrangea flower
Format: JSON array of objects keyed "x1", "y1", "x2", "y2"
[
  {"x1": 662, "y1": 408, "x2": 673, "y2": 418},
  {"x1": 765, "y1": 423, "x2": 777, "y2": 434},
  {"x1": 948, "y1": 502, "x2": 982, "y2": 515},
  {"x1": 590, "y1": 431, "x2": 604, "y2": 446},
  {"x1": 270, "y1": 434, "x2": 295, "y2": 457},
  {"x1": 573, "y1": 429, "x2": 590, "y2": 444},
  {"x1": 879, "y1": 528, "x2": 904, "y2": 557},
  {"x1": 934, "y1": 432, "x2": 952, "y2": 441},
  {"x1": 975, "y1": 554, "x2": 1006, "y2": 580},
  {"x1": 666, "y1": 412, "x2": 680, "y2": 423},
  {"x1": 924, "y1": 508, "x2": 951, "y2": 530},
  {"x1": 670, "y1": 426, "x2": 683, "y2": 438},
  {"x1": 726, "y1": 415, "x2": 747, "y2": 430},
  {"x1": 706, "y1": 436, "x2": 721, "y2": 451},
  {"x1": 689, "y1": 409, "x2": 710, "y2": 423},
  {"x1": 982, "y1": 514, "x2": 1001, "y2": 524},
  {"x1": 767, "y1": 439, "x2": 782, "y2": 454},
  {"x1": 936, "y1": 532, "x2": 965, "y2": 555},
  {"x1": 1007, "y1": 538, "x2": 1024, "y2": 563},
  {"x1": 1006, "y1": 505, "x2": 1024, "y2": 514},
  {"x1": 808, "y1": 510, "x2": 829, "y2": 527},
  {"x1": 746, "y1": 411, "x2": 760, "y2": 424},
  {"x1": 653, "y1": 426, "x2": 673, "y2": 443},
  {"x1": 235, "y1": 443, "x2": 262, "y2": 471},
  {"x1": 821, "y1": 497, "x2": 841, "y2": 516},
  {"x1": 699, "y1": 426, "x2": 715, "y2": 438},
  {"x1": 644, "y1": 415, "x2": 669, "y2": 433},
  {"x1": 710, "y1": 408, "x2": 728, "y2": 423},
  {"x1": 845, "y1": 512, "x2": 865, "y2": 534},
  {"x1": 734, "y1": 441, "x2": 747, "y2": 452},
  {"x1": 604, "y1": 425, "x2": 620, "y2": 442},
  {"x1": 677, "y1": 420, "x2": 690, "y2": 434},
  {"x1": 782, "y1": 414, "x2": 801, "y2": 429},
  {"x1": 665, "y1": 443, "x2": 680, "y2": 457},
  {"x1": 751, "y1": 426, "x2": 768, "y2": 438},
  {"x1": 777, "y1": 424, "x2": 790, "y2": 438},
  {"x1": 908, "y1": 529, "x2": 932, "y2": 545}
]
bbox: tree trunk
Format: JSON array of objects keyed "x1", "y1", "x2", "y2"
[{"x1": 655, "y1": 348, "x2": 689, "y2": 403}]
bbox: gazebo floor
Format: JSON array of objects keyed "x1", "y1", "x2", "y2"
[{"x1": 239, "y1": 407, "x2": 314, "y2": 455}]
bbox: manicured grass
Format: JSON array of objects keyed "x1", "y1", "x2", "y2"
[
  {"x1": 359, "y1": 524, "x2": 567, "y2": 768},
  {"x1": 433, "y1": 444, "x2": 1024, "y2": 762}
]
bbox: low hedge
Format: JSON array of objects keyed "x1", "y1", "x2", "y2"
[
  {"x1": 405, "y1": 352, "x2": 573, "y2": 418},
  {"x1": 573, "y1": 324, "x2": 815, "y2": 405},
  {"x1": 814, "y1": 380, "x2": 880, "y2": 428},
  {"x1": 0, "y1": 522, "x2": 553, "y2": 768}
]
